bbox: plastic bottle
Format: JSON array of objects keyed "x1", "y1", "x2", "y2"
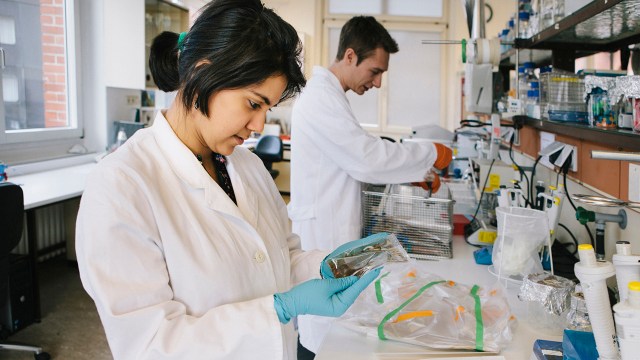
[
  {"x1": 524, "y1": 62, "x2": 539, "y2": 92},
  {"x1": 518, "y1": 66, "x2": 527, "y2": 102},
  {"x1": 574, "y1": 244, "x2": 619, "y2": 360},
  {"x1": 613, "y1": 241, "x2": 640, "y2": 302},
  {"x1": 614, "y1": 281, "x2": 640, "y2": 360},
  {"x1": 526, "y1": 89, "x2": 540, "y2": 117},
  {"x1": 506, "y1": 18, "x2": 515, "y2": 49},
  {"x1": 519, "y1": 0, "x2": 532, "y2": 13},
  {"x1": 500, "y1": 29, "x2": 510, "y2": 53},
  {"x1": 518, "y1": 11, "x2": 531, "y2": 39}
]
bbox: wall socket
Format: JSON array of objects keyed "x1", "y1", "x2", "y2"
[
  {"x1": 126, "y1": 95, "x2": 139, "y2": 105},
  {"x1": 629, "y1": 163, "x2": 640, "y2": 202}
]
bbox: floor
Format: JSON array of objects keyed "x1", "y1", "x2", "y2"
[{"x1": 2, "y1": 256, "x2": 111, "y2": 359}]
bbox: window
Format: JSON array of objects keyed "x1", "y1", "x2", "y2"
[
  {"x1": 323, "y1": 0, "x2": 446, "y2": 135},
  {"x1": 0, "y1": 0, "x2": 80, "y2": 144}
]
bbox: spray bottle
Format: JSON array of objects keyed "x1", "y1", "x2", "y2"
[
  {"x1": 614, "y1": 281, "x2": 640, "y2": 360},
  {"x1": 574, "y1": 244, "x2": 619, "y2": 360},
  {"x1": 612, "y1": 241, "x2": 640, "y2": 302}
]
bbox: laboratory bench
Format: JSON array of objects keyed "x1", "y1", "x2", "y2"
[{"x1": 315, "y1": 235, "x2": 563, "y2": 360}]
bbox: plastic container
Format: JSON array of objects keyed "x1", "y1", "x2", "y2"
[
  {"x1": 633, "y1": 98, "x2": 640, "y2": 132},
  {"x1": 526, "y1": 89, "x2": 540, "y2": 118},
  {"x1": 574, "y1": 244, "x2": 619, "y2": 360},
  {"x1": 518, "y1": 66, "x2": 527, "y2": 102},
  {"x1": 547, "y1": 110, "x2": 588, "y2": 124},
  {"x1": 612, "y1": 241, "x2": 640, "y2": 302},
  {"x1": 518, "y1": 11, "x2": 531, "y2": 39},
  {"x1": 614, "y1": 281, "x2": 640, "y2": 360}
]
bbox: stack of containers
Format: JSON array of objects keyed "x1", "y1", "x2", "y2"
[
  {"x1": 543, "y1": 70, "x2": 587, "y2": 123},
  {"x1": 538, "y1": 66, "x2": 552, "y2": 119}
]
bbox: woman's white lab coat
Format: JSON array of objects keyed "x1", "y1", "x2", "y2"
[
  {"x1": 76, "y1": 112, "x2": 325, "y2": 360},
  {"x1": 288, "y1": 66, "x2": 439, "y2": 352}
]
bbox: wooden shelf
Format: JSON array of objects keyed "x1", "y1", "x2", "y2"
[{"x1": 514, "y1": 115, "x2": 640, "y2": 151}]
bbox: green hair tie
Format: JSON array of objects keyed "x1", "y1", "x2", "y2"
[{"x1": 178, "y1": 31, "x2": 187, "y2": 51}]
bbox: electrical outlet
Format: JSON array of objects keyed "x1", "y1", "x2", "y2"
[
  {"x1": 553, "y1": 144, "x2": 578, "y2": 172},
  {"x1": 126, "y1": 95, "x2": 138, "y2": 105},
  {"x1": 629, "y1": 163, "x2": 640, "y2": 202}
]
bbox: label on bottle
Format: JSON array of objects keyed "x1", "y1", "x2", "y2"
[{"x1": 616, "y1": 324, "x2": 640, "y2": 339}]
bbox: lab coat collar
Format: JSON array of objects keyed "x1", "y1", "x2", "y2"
[
  {"x1": 151, "y1": 111, "x2": 258, "y2": 226},
  {"x1": 312, "y1": 66, "x2": 344, "y2": 94}
]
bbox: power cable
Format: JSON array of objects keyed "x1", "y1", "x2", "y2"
[{"x1": 562, "y1": 170, "x2": 596, "y2": 248}]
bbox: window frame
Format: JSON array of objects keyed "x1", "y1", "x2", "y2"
[
  {"x1": 321, "y1": 1, "x2": 449, "y2": 136},
  {"x1": 0, "y1": 0, "x2": 82, "y2": 145}
]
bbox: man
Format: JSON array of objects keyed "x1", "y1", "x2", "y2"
[{"x1": 288, "y1": 16, "x2": 452, "y2": 356}]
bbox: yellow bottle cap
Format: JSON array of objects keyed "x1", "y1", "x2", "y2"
[
  {"x1": 578, "y1": 244, "x2": 593, "y2": 251},
  {"x1": 549, "y1": 185, "x2": 557, "y2": 191},
  {"x1": 629, "y1": 281, "x2": 640, "y2": 292}
]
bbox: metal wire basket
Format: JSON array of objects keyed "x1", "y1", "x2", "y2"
[{"x1": 361, "y1": 183, "x2": 454, "y2": 260}]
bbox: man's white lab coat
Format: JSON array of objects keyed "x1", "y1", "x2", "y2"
[
  {"x1": 288, "y1": 66, "x2": 438, "y2": 352},
  {"x1": 76, "y1": 112, "x2": 325, "y2": 360}
]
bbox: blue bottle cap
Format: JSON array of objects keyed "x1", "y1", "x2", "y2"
[
  {"x1": 530, "y1": 81, "x2": 539, "y2": 89},
  {"x1": 519, "y1": 11, "x2": 530, "y2": 20}
]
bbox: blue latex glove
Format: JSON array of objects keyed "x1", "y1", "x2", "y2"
[
  {"x1": 273, "y1": 267, "x2": 381, "y2": 324},
  {"x1": 320, "y1": 232, "x2": 390, "y2": 279}
]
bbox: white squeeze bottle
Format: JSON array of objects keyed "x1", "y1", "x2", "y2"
[
  {"x1": 614, "y1": 281, "x2": 640, "y2": 360},
  {"x1": 574, "y1": 244, "x2": 619, "y2": 360}
]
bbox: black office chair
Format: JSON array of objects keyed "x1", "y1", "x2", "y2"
[
  {"x1": 254, "y1": 135, "x2": 283, "y2": 179},
  {"x1": 0, "y1": 183, "x2": 50, "y2": 360}
]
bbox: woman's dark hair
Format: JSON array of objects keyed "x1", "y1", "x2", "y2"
[
  {"x1": 335, "y1": 16, "x2": 399, "y2": 65},
  {"x1": 149, "y1": 0, "x2": 306, "y2": 116}
]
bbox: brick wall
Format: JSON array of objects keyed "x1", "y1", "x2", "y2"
[{"x1": 40, "y1": 0, "x2": 67, "y2": 128}]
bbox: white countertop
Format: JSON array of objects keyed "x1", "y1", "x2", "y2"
[
  {"x1": 315, "y1": 235, "x2": 563, "y2": 360},
  {"x1": 10, "y1": 162, "x2": 95, "y2": 209}
]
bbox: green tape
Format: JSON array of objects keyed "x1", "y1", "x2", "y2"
[
  {"x1": 377, "y1": 280, "x2": 446, "y2": 340},
  {"x1": 470, "y1": 285, "x2": 484, "y2": 351},
  {"x1": 375, "y1": 272, "x2": 391, "y2": 304}
]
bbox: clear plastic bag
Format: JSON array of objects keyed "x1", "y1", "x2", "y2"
[
  {"x1": 492, "y1": 207, "x2": 549, "y2": 279},
  {"x1": 339, "y1": 262, "x2": 517, "y2": 352},
  {"x1": 327, "y1": 233, "x2": 410, "y2": 278}
]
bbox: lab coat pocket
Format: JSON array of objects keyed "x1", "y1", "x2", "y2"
[{"x1": 287, "y1": 204, "x2": 315, "y2": 221}]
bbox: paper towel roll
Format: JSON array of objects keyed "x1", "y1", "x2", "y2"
[{"x1": 469, "y1": 38, "x2": 501, "y2": 66}]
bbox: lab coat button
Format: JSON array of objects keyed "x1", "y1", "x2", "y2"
[{"x1": 254, "y1": 251, "x2": 266, "y2": 263}]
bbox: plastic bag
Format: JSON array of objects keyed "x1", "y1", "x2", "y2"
[
  {"x1": 339, "y1": 262, "x2": 517, "y2": 352},
  {"x1": 327, "y1": 233, "x2": 410, "y2": 278},
  {"x1": 492, "y1": 207, "x2": 549, "y2": 279}
]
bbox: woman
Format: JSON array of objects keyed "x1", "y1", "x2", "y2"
[{"x1": 75, "y1": 1, "x2": 379, "y2": 359}]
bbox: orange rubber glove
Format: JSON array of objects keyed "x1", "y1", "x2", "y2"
[
  {"x1": 411, "y1": 172, "x2": 441, "y2": 195},
  {"x1": 433, "y1": 143, "x2": 453, "y2": 170}
]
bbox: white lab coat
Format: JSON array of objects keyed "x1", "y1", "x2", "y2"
[
  {"x1": 288, "y1": 66, "x2": 439, "y2": 352},
  {"x1": 76, "y1": 111, "x2": 325, "y2": 360}
]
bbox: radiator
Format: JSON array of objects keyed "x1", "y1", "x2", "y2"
[{"x1": 15, "y1": 203, "x2": 68, "y2": 261}]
